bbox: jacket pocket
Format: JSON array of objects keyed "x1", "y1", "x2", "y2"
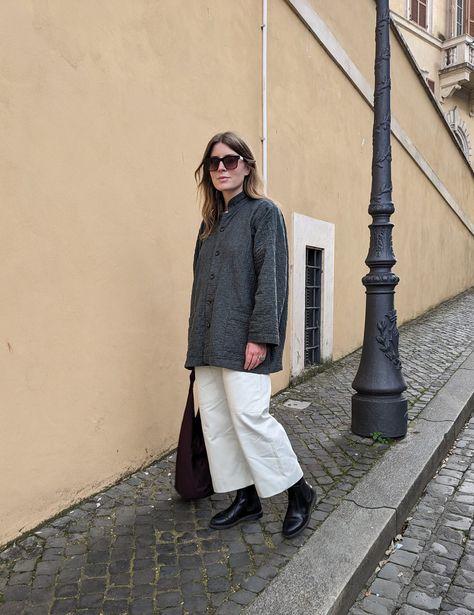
[{"x1": 223, "y1": 307, "x2": 252, "y2": 356}]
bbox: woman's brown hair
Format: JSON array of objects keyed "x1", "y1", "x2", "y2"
[{"x1": 195, "y1": 132, "x2": 264, "y2": 239}]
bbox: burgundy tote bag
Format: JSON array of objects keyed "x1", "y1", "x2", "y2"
[{"x1": 175, "y1": 368, "x2": 214, "y2": 499}]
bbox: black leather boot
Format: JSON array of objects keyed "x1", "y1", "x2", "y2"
[
  {"x1": 209, "y1": 485, "x2": 262, "y2": 530},
  {"x1": 282, "y1": 477, "x2": 316, "y2": 538}
]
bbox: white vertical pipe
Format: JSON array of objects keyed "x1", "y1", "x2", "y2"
[{"x1": 262, "y1": 0, "x2": 268, "y2": 190}]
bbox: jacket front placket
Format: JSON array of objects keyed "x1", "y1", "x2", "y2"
[{"x1": 201, "y1": 204, "x2": 241, "y2": 364}]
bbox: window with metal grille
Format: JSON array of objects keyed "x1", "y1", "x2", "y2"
[
  {"x1": 305, "y1": 247, "x2": 323, "y2": 366},
  {"x1": 410, "y1": 0, "x2": 428, "y2": 28}
]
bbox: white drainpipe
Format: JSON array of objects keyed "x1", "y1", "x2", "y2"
[{"x1": 262, "y1": 0, "x2": 268, "y2": 189}]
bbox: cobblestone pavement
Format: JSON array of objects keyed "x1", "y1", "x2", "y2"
[
  {"x1": 349, "y1": 414, "x2": 474, "y2": 615},
  {"x1": 0, "y1": 289, "x2": 473, "y2": 615}
]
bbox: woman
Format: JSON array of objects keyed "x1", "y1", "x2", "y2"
[{"x1": 185, "y1": 131, "x2": 315, "y2": 538}]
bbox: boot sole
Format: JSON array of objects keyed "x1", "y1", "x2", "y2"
[
  {"x1": 282, "y1": 488, "x2": 317, "y2": 539},
  {"x1": 209, "y1": 510, "x2": 263, "y2": 530}
]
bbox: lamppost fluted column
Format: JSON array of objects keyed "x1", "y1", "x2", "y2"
[{"x1": 351, "y1": 0, "x2": 408, "y2": 438}]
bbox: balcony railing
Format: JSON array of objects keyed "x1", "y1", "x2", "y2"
[
  {"x1": 439, "y1": 34, "x2": 474, "y2": 100},
  {"x1": 441, "y1": 34, "x2": 474, "y2": 69}
]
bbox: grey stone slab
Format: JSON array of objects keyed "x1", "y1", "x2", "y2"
[
  {"x1": 430, "y1": 541, "x2": 463, "y2": 561},
  {"x1": 397, "y1": 606, "x2": 433, "y2": 615},
  {"x1": 370, "y1": 577, "x2": 402, "y2": 600},
  {"x1": 459, "y1": 554, "x2": 474, "y2": 571},
  {"x1": 404, "y1": 525, "x2": 432, "y2": 542},
  {"x1": 415, "y1": 570, "x2": 450, "y2": 594},
  {"x1": 358, "y1": 595, "x2": 394, "y2": 615},
  {"x1": 401, "y1": 538, "x2": 423, "y2": 554},
  {"x1": 406, "y1": 590, "x2": 442, "y2": 613},
  {"x1": 453, "y1": 567, "x2": 474, "y2": 588},
  {"x1": 418, "y1": 369, "x2": 474, "y2": 424},
  {"x1": 435, "y1": 475, "x2": 461, "y2": 487},
  {"x1": 389, "y1": 550, "x2": 419, "y2": 568},
  {"x1": 243, "y1": 501, "x2": 396, "y2": 615},
  {"x1": 378, "y1": 562, "x2": 414, "y2": 584},
  {"x1": 423, "y1": 555, "x2": 457, "y2": 576},
  {"x1": 460, "y1": 351, "x2": 474, "y2": 371},
  {"x1": 443, "y1": 514, "x2": 472, "y2": 532},
  {"x1": 445, "y1": 585, "x2": 474, "y2": 611},
  {"x1": 348, "y1": 421, "x2": 448, "y2": 526},
  {"x1": 459, "y1": 482, "x2": 474, "y2": 495}
]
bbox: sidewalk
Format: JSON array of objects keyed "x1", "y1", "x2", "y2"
[
  {"x1": 349, "y1": 415, "x2": 474, "y2": 615},
  {"x1": 0, "y1": 289, "x2": 473, "y2": 615}
]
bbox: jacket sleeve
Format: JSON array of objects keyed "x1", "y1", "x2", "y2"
[
  {"x1": 192, "y1": 221, "x2": 204, "y2": 276},
  {"x1": 247, "y1": 206, "x2": 288, "y2": 346},
  {"x1": 189, "y1": 222, "x2": 204, "y2": 317}
]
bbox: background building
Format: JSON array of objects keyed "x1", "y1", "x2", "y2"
[
  {"x1": 391, "y1": 0, "x2": 474, "y2": 162},
  {"x1": 1, "y1": 0, "x2": 473, "y2": 546}
]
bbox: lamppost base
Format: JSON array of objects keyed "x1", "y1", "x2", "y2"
[{"x1": 351, "y1": 393, "x2": 408, "y2": 438}]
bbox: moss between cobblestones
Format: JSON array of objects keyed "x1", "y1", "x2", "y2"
[{"x1": 262, "y1": 531, "x2": 275, "y2": 550}]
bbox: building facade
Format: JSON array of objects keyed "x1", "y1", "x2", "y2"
[{"x1": 391, "y1": 0, "x2": 474, "y2": 162}]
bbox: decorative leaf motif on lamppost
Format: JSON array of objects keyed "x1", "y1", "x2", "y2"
[{"x1": 376, "y1": 310, "x2": 402, "y2": 369}]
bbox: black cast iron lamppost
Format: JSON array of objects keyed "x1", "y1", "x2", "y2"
[{"x1": 351, "y1": 0, "x2": 408, "y2": 438}]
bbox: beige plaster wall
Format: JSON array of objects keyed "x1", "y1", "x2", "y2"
[
  {"x1": 1, "y1": 0, "x2": 472, "y2": 546},
  {"x1": 432, "y1": 0, "x2": 450, "y2": 37},
  {"x1": 390, "y1": 0, "x2": 407, "y2": 18},
  {"x1": 395, "y1": 26, "x2": 442, "y2": 81},
  {"x1": 1, "y1": 0, "x2": 261, "y2": 545},
  {"x1": 268, "y1": 0, "x2": 373, "y2": 363},
  {"x1": 392, "y1": 137, "x2": 474, "y2": 323}
]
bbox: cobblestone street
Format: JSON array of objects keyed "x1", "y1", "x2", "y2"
[
  {"x1": 350, "y1": 415, "x2": 474, "y2": 615},
  {"x1": 0, "y1": 289, "x2": 473, "y2": 615}
]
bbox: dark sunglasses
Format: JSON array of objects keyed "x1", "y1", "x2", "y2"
[{"x1": 206, "y1": 155, "x2": 245, "y2": 172}]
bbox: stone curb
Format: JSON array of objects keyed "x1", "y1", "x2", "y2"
[{"x1": 243, "y1": 349, "x2": 474, "y2": 615}]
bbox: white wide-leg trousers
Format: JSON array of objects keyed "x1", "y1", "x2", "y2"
[{"x1": 194, "y1": 366, "x2": 303, "y2": 498}]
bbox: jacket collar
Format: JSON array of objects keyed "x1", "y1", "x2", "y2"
[{"x1": 226, "y1": 191, "x2": 247, "y2": 210}]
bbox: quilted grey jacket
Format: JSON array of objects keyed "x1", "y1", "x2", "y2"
[{"x1": 184, "y1": 191, "x2": 288, "y2": 374}]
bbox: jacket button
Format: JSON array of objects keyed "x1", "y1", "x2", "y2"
[
  {"x1": 206, "y1": 322, "x2": 210, "y2": 328},
  {"x1": 210, "y1": 273, "x2": 215, "y2": 279},
  {"x1": 220, "y1": 227, "x2": 225, "y2": 232},
  {"x1": 207, "y1": 299, "x2": 213, "y2": 304},
  {"x1": 215, "y1": 250, "x2": 220, "y2": 256}
]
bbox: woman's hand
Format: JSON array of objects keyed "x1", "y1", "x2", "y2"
[{"x1": 244, "y1": 342, "x2": 267, "y2": 371}]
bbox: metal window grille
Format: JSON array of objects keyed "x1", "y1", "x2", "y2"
[{"x1": 305, "y1": 247, "x2": 323, "y2": 366}]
